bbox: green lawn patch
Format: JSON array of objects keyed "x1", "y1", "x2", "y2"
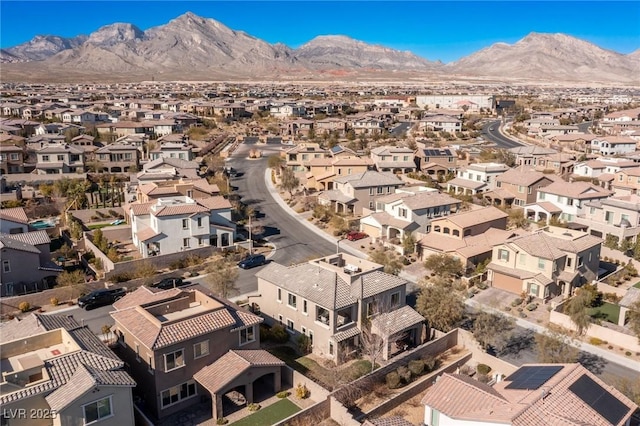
[
  {"x1": 87, "y1": 223, "x2": 111, "y2": 230},
  {"x1": 343, "y1": 360, "x2": 377, "y2": 381},
  {"x1": 588, "y1": 302, "x2": 621, "y2": 324},
  {"x1": 633, "y1": 281, "x2": 640, "y2": 289},
  {"x1": 230, "y1": 398, "x2": 300, "y2": 426},
  {"x1": 267, "y1": 346, "x2": 331, "y2": 389}
]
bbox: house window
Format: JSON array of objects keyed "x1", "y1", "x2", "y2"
[
  {"x1": 161, "y1": 380, "x2": 197, "y2": 408},
  {"x1": 316, "y1": 306, "x2": 330, "y2": 325},
  {"x1": 286, "y1": 319, "x2": 294, "y2": 332},
  {"x1": 366, "y1": 300, "x2": 378, "y2": 317},
  {"x1": 277, "y1": 288, "x2": 282, "y2": 302},
  {"x1": 301, "y1": 326, "x2": 307, "y2": 335},
  {"x1": 578, "y1": 256, "x2": 584, "y2": 267},
  {"x1": 288, "y1": 293, "x2": 297, "y2": 309},
  {"x1": 182, "y1": 218, "x2": 189, "y2": 229},
  {"x1": 278, "y1": 314, "x2": 283, "y2": 325},
  {"x1": 193, "y1": 340, "x2": 209, "y2": 359},
  {"x1": 369, "y1": 201, "x2": 374, "y2": 209},
  {"x1": 183, "y1": 238, "x2": 190, "y2": 248},
  {"x1": 398, "y1": 208, "x2": 407, "y2": 218},
  {"x1": 566, "y1": 257, "x2": 572, "y2": 268},
  {"x1": 303, "y1": 300, "x2": 308, "y2": 314},
  {"x1": 605, "y1": 211, "x2": 613, "y2": 224},
  {"x1": 589, "y1": 207, "x2": 595, "y2": 214},
  {"x1": 519, "y1": 253, "x2": 527, "y2": 265},
  {"x1": 135, "y1": 343, "x2": 140, "y2": 362},
  {"x1": 10, "y1": 153, "x2": 19, "y2": 160},
  {"x1": 164, "y1": 349, "x2": 185, "y2": 372},
  {"x1": 387, "y1": 186, "x2": 391, "y2": 193},
  {"x1": 240, "y1": 326, "x2": 255, "y2": 345},
  {"x1": 42, "y1": 155, "x2": 49, "y2": 162},
  {"x1": 538, "y1": 258, "x2": 546, "y2": 270},
  {"x1": 528, "y1": 282, "x2": 539, "y2": 297},
  {"x1": 498, "y1": 249, "x2": 509, "y2": 262},
  {"x1": 148, "y1": 355, "x2": 153, "y2": 374},
  {"x1": 391, "y1": 291, "x2": 400, "y2": 307},
  {"x1": 518, "y1": 185, "x2": 525, "y2": 193},
  {"x1": 329, "y1": 341, "x2": 334, "y2": 356},
  {"x1": 377, "y1": 186, "x2": 383, "y2": 194},
  {"x1": 83, "y1": 396, "x2": 112, "y2": 424},
  {"x1": 369, "y1": 188, "x2": 374, "y2": 195},
  {"x1": 2, "y1": 260, "x2": 9, "y2": 273},
  {"x1": 57, "y1": 154, "x2": 64, "y2": 161},
  {"x1": 187, "y1": 190, "x2": 193, "y2": 198},
  {"x1": 544, "y1": 285, "x2": 550, "y2": 298},
  {"x1": 197, "y1": 217, "x2": 203, "y2": 227}
]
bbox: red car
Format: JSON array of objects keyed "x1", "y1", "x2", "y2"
[{"x1": 346, "y1": 231, "x2": 368, "y2": 241}]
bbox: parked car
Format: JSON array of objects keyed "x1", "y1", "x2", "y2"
[
  {"x1": 78, "y1": 288, "x2": 126, "y2": 310},
  {"x1": 346, "y1": 231, "x2": 368, "y2": 241},
  {"x1": 151, "y1": 277, "x2": 191, "y2": 290},
  {"x1": 237, "y1": 254, "x2": 267, "y2": 269}
]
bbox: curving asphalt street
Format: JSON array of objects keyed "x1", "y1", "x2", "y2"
[{"x1": 482, "y1": 119, "x2": 525, "y2": 149}]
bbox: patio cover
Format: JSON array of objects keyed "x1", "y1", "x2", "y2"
[{"x1": 371, "y1": 305, "x2": 425, "y2": 337}]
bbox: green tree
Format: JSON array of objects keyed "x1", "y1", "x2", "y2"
[
  {"x1": 564, "y1": 288, "x2": 595, "y2": 335},
  {"x1": 369, "y1": 246, "x2": 403, "y2": 275},
  {"x1": 402, "y1": 234, "x2": 416, "y2": 255},
  {"x1": 627, "y1": 299, "x2": 640, "y2": 343},
  {"x1": 56, "y1": 270, "x2": 86, "y2": 301},
  {"x1": 423, "y1": 254, "x2": 464, "y2": 278},
  {"x1": 205, "y1": 258, "x2": 239, "y2": 299},
  {"x1": 279, "y1": 167, "x2": 300, "y2": 197},
  {"x1": 534, "y1": 327, "x2": 579, "y2": 363},
  {"x1": 507, "y1": 209, "x2": 528, "y2": 229},
  {"x1": 416, "y1": 283, "x2": 465, "y2": 332},
  {"x1": 267, "y1": 154, "x2": 284, "y2": 173},
  {"x1": 472, "y1": 312, "x2": 515, "y2": 352}
]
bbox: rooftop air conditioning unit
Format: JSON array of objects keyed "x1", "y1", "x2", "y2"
[{"x1": 344, "y1": 264, "x2": 360, "y2": 274}]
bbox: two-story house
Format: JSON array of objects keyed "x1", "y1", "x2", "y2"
[
  {"x1": 369, "y1": 146, "x2": 416, "y2": 174},
  {"x1": 305, "y1": 156, "x2": 373, "y2": 191},
  {"x1": 256, "y1": 253, "x2": 425, "y2": 364},
  {"x1": 149, "y1": 142, "x2": 195, "y2": 162},
  {"x1": 111, "y1": 286, "x2": 280, "y2": 421},
  {"x1": 34, "y1": 143, "x2": 85, "y2": 175},
  {"x1": 95, "y1": 142, "x2": 141, "y2": 173},
  {"x1": 0, "y1": 230, "x2": 62, "y2": 296},
  {"x1": 487, "y1": 226, "x2": 602, "y2": 300},
  {"x1": 573, "y1": 158, "x2": 637, "y2": 179},
  {"x1": 136, "y1": 178, "x2": 219, "y2": 203},
  {"x1": 485, "y1": 168, "x2": 556, "y2": 208},
  {"x1": 136, "y1": 157, "x2": 200, "y2": 183},
  {"x1": 591, "y1": 136, "x2": 637, "y2": 156},
  {"x1": 0, "y1": 313, "x2": 136, "y2": 426},
  {"x1": 524, "y1": 181, "x2": 611, "y2": 224},
  {"x1": 126, "y1": 195, "x2": 235, "y2": 258},
  {"x1": 421, "y1": 363, "x2": 637, "y2": 426},
  {"x1": 508, "y1": 146, "x2": 557, "y2": 167},
  {"x1": 351, "y1": 117, "x2": 386, "y2": 135},
  {"x1": 447, "y1": 162, "x2": 510, "y2": 195},
  {"x1": 575, "y1": 194, "x2": 640, "y2": 246},
  {"x1": 414, "y1": 147, "x2": 457, "y2": 177},
  {"x1": 611, "y1": 166, "x2": 640, "y2": 196},
  {"x1": 417, "y1": 114, "x2": 462, "y2": 133},
  {"x1": 0, "y1": 145, "x2": 25, "y2": 174},
  {"x1": 318, "y1": 170, "x2": 404, "y2": 215},
  {"x1": 360, "y1": 190, "x2": 462, "y2": 245},
  {"x1": 283, "y1": 143, "x2": 329, "y2": 173},
  {"x1": 0, "y1": 207, "x2": 29, "y2": 234}
]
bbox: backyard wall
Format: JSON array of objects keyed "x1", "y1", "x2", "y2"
[
  {"x1": 273, "y1": 399, "x2": 330, "y2": 426},
  {"x1": 550, "y1": 305, "x2": 640, "y2": 353},
  {"x1": 457, "y1": 329, "x2": 519, "y2": 377}
]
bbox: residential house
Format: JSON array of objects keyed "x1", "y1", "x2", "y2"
[
  {"x1": 370, "y1": 146, "x2": 416, "y2": 174},
  {"x1": 95, "y1": 142, "x2": 141, "y2": 173},
  {"x1": 447, "y1": 162, "x2": 509, "y2": 195},
  {"x1": 281, "y1": 119, "x2": 314, "y2": 139},
  {"x1": 0, "y1": 229, "x2": 62, "y2": 296},
  {"x1": 574, "y1": 194, "x2": 640, "y2": 245},
  {"x1": 315, "y1": 118, "x2": 348, "y2": 136},
  {"x1": 34, "y1": 143, "x2": 85, "y2": 175},
  {"x1": 533, "y1": 124, "x2": 579, "y2": 139},
  {"x1": 110, "y1": 286, "x2": 278, "y2": 421},
  {"x1": 351, "y1": 116, "x2": 385, "y2": 135},
  {"x1": 126, "y1": 195, "x2": 235, "y2": 257},
  {"x1": 591, "y1": 136, "x2": 637, "y2": 156},
  {"x1": 508, "y1": 146, "x2": 557, "y2": 167},
  {"x1": 318, "y1": 170, "x2": 405, "y2": 215},
  {"x1": 418, "y1": 114, "x2": 462, "y2": 133},
  {"x1": 611, "y1": 166, "x2": 640, "y2": 196},
  {"x1": 0, "y1": 207, "x2": 30, "y2": 234},
  {"x1": 283, "y1": 143, "x2": 328, "y2": 173},
  {"x1": 429, "y1": 206, "x2": 508, "y2": 240},
  {"x1": 533, "y1": 153, "x2": 576, "y2": 176},
  {"x1": 0, "y1": 145, "x2": 25, "y2": 174},
  {"x1": 149, "y1": 142, "x2": 195, "y2": 162},
  {"x1": 524, "y1": 181, "x2": 611, "y2": 223},
  {"x1": 360, "y1": 190, "x2": 462, "y2": 246},
  {"x1": 0, "y1": 314, "x2": 136, "y2": 426},
  {"x1": 547, "y1": 132, "x2": 597, "y2": 151},
  {"x1": 484, "y1": 168, "x2": 556, "y2": 208},
  {"x1": 422, "y1": 363, "x2": 637, "y2": 426},
  {"x1": 414, "y1": 147, "x2": 457, "y2": 177},
  {"x1": 255, "y1": 253, "x2": 425, "y2": 364},
  {"x1": 305, "y1": 156, "x2": 373, "y2": 191},
  {"x1": 270, "y1": 103, "x2": 306, "y2": 119},
  {"x1": 573, "y1": 158, "x2": 637, "y2": 179},
  {"x1": 136, "y1": 157, "x2": 200, "y2": 183},
  {"x1": 415, "y1": 95, "x2": 494, "y2": 112},
  {"x1": 136, "y1": 178, "x2": 219, "y2": 203},
  {"x1": 487, "y1": 226, "x2": 602, "y2": 300}
]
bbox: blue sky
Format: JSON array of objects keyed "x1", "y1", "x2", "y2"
[{"x1": 1, "y1": 1, "x2": 639, "y2": 63}]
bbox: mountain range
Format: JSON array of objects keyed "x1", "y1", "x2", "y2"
[{"x1": 1, "y1": 12, "x2": 638, "y2": 84}]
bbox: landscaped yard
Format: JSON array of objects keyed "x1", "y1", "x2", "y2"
[
  {"x1": 230, "y1": 398, "x2": 300, "y2": 426},
  {"x1": 588, "y1": 302, "x2": 621, "y2": 324},
  {"x1": 634, "y1": 281, "x2": 640, "y2": 289}
]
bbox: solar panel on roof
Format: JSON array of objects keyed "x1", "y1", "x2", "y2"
[
  {"x1": 569, "y1": 374, "x2": 629, "y2": 425},
  {"x1": 504, "y1": 365, "x2": 563, "y2": 390}
]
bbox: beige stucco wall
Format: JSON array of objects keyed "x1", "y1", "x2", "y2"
[
  {"x1": 54, "y1": 386, "x2": 134, "y2": 426},
  {"x1": 0, "y1": 396, "x2": 52, "y2": 426}
]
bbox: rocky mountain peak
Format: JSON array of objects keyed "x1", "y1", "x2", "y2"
[{"x1": 86, "y1": 23, "x2": 144, "y2": 46}]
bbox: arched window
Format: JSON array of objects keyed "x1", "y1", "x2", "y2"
[
  {"x1": 452, "y1": 229, "x2": 460, "y2": 237},
  {"x1": 443, "y1": 227, "x2": 450, "y2": 234},
  {"x1": 434, "y1": 226, "x2": 441, "y2": 232}
]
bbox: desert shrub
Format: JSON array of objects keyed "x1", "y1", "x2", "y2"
[
  {"x1": 503, "y1": 306, "x2": 511, "y2": 312},
  {"x1": 397, "y1": 365, "x2": 412, "y2": 384},
  {"x1": 295, "y1": 383, "x2": 309, "y2": 399},
  {"x1": 477, "y1": 364, "x2": 491, "y2": 375},
  {"x1": 626, "y1": 351, "x2": 632, "y2": 356},
  {"x1": 526, "y1": 303, "x2": 538, "y2": 311},
  {"x1": 333, "y1": 230, "x2": 342, "y2": 236},
  {"x1": 476, "y1": 281, "x2": 488, "y2": 290},
  {"x1": 276, "y1": 391, "x2": 290, "y2": 399},
  {"x1": 109, "y1": 272, "x2": 133, "y2": 283},
  {"x1": 519, "y1": 312, "x2": 527, "y2": 318},
  {"x1": 408, "y1": 359, "x2": 425, "y2": 376},
  {"x1": 247, "y1": 403, "x2": 261, "y2": 411},
  {"x1": 216, "y1": 418, "x2": 228, "y2": 425},
  {"x1": 108, "y1": 209, "x2": 119, "y2": 217},
  {"x1": 18, "y1": 302, "x2": 30, "y2": 313},
  {"x1": 296, "y1": 334, "x2": 312, "y2": 355},
  {"x1": 423, "y1": 355, "x2": 438, "y2": 372},
  {"x1": 386, "y1": 371, "x2": 401, "y2": 389},
  {"x1": 50, "y1": 297, "x2": 59, "y2": 306},
  {"x1": 603, "y1": 292, "x2": 621, "y2": 303},
  {"x1": 270, "y1": 324, "x2": 289, "y2": 343},
  {"x1": 96, "y1": 211, "x2": 107, "y2": 218},
  {"x1": 511, "y1": 298, "x2": 523, "y2": 307}
]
